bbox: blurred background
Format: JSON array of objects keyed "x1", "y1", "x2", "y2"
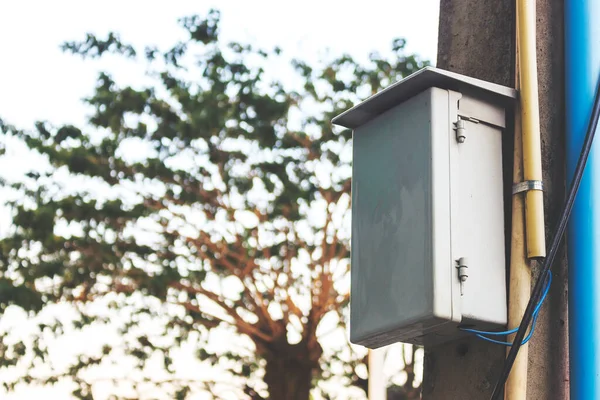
[{"x1": 0, "y1": 1, "x2": 439, "y2": 399}]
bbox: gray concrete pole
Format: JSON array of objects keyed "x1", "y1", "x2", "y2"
[{"x1": 422, "y1": 1, "x2": 568, "y2": 398}]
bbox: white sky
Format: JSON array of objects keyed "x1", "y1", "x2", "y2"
[{"x1": 0, "y1": 1, "x2": 439, "y2": 399}]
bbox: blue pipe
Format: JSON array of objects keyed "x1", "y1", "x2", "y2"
[{"x1": 566, "y1": 1, "x2": 600, "y2": 398}]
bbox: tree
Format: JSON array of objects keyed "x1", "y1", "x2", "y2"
[{"x1": 0, "y1": 10, "x2": 427, "y2": 400}]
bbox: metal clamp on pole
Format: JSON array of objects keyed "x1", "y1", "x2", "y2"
[{"x1": 512, "y1": 180, "x2": 544, "y2": 195}]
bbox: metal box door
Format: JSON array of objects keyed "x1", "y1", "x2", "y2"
[{"x1": 350, "y1": 87, "x2": 456, "y2": 348}]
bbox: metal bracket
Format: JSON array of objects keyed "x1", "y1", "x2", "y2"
[{"x1": 512, "y1": 180, "x2": 544, "y2": 195}]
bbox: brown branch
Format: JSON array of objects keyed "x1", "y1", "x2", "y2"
[
  {"x1": 327, "y1": 232, "x2": 339, "y2": 264},
  {"x1": 283, "y1": 293, "x2": 304, "y2": 320},
  {"x1": 245, "y1": 277, "x2": 279, "y2": 334},
  {"x1": 180, "y1": 301, "x2": 272, "y2": 343},
  {"x1": 172, "y1": 279, "x2": 278, "y2": 342},
  {"x1": 184, "y1": 234, "x2": 239, "y2": 276},
  {"x1": 318, "y1": 203, "x2": 333, "y2": 272},
  {"x1": 171, "y1": 282, "x2": 236, "y2": 314}
]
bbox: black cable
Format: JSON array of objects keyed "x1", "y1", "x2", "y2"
[{"x1": 490, "y1": 74, "x2": 600, "y2": 400}]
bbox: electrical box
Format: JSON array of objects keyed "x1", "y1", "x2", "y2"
[{"x1": 333, "y1": 67, "x2": 517, "y2": 348}]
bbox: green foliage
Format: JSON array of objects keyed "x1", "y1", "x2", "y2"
[{"x1": 0, "y1": 9, "x2": 427, "y2": 400}]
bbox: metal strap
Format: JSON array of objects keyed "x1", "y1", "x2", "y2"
[{"x1": 512, "y1": 180, "x2": 544, "y2": 195}]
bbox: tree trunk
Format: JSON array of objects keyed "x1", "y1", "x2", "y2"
[
  {"x1": 259, "y1": 337, "x2": 322, "y2": 400},
  {"x1": 263, "y1": 353, "x2": 313, "y2": 400}
]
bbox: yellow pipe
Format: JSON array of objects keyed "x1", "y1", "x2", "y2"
[
  {"x1": 505, "y1": 2, "x2": 544, "y2": 397},
  {"x1": 517, "y1": 0, "x2": 546, "y2": 258},
  {"x1": 504, "y1": 53, "x2": 531, "y2": 399}
]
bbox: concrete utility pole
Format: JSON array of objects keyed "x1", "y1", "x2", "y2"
[
  {"x1": 368, "y1": 349, "x2": 387, "y2": 400},
  {"x1": 422, "y1": 1, "x2": 569, "y2": 399}
]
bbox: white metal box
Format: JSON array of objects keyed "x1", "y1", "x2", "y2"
[{"x1": 332, "y1": 67, "x2": 517, "y2": 348}]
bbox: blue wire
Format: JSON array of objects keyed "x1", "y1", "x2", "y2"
[
  {"x1": 461, "y1": 271, "x2": 551, "y2": 336},
  {"x1": 466, "y1": 326, "x2": 518, "y2": 336},
  {"x1": 474, "y1": 312, "x2": 541, "y2": 346},
  {"x1": 459, "y1": 270, "x2": 552, "y2": 346},
  {"x1": 466, "y1": 271, "x2": 552, "y2": 345},
  {"x1": 473, "y1": 271, "x2": 551, "y2": 346},
  {"x1": 461, "y1": 271, "x2": 552, "y2": 336},
  {"x1": 475, "y1": 334, "x2": 513, "y2": 346}
]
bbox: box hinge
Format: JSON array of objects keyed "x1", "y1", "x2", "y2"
[
  {"x1": 456, "y1": 257, "x2": 469, "y2": 296},
  {"x1": 453, "y1": 117, "x2": 480, "y2": 143}
]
